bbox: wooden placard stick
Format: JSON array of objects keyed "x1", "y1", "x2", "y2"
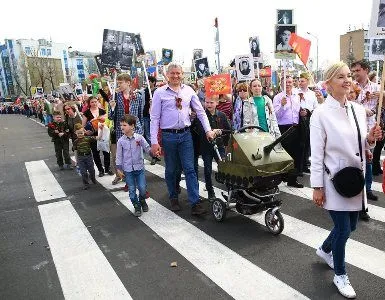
[{"x1": 376, "y1": 59, "x2": 385, "y2": 125}]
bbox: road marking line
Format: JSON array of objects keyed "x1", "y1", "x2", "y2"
[
  {"x1": 28, "y1": 117, "x2": 46, "y2": 127},
  {"x1": 147, "y1": 160, "x2": 385, "y2": 280},
  {"x1": 25, "y1": 160, "x2": 66, "y2": 202},
  {"x1": 113, "y1": 191, "x2": 308, "y2": 300},
  {"x1": 197, "y1": 159, "x2": 385, "y2": 224},
  {"x1": 39, "y1": 200, "x2": 132, "y2": 300}
]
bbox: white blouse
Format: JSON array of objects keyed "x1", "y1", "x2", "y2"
[{"x1": 310, "y1": 95, "x2": 369, "y2": 211}]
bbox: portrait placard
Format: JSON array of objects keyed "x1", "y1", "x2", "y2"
[
  {"x1": 369, "y1": 0, "x2": 385, "y2": 38},
  {"x1": 235, "y1": 54, "x2": 255, "y2": 81}
]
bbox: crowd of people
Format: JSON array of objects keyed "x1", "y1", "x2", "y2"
[{"x1": 2, "y1": 58, "x2": 384, "y2": 299}]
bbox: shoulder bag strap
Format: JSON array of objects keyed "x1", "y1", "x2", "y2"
[{"x1": 350, "y1": 104, "x2": 363, "y2": 164}]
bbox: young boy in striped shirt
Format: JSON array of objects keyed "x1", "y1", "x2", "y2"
[{"x1": 73, "y1": 123, "x2": 96, "y2": 189}]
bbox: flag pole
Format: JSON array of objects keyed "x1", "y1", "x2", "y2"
[
  {"x1": 283, "y1": 59, "x2": 287, "y2": 95},
  {"x1": 142, "y1": 61, "x2": 153, "y2": 100},
  {"x1": 214, "y1": 17, "x2": 221, "y2": 73}
]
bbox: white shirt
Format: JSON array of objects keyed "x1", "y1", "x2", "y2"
[
  {"x1": 296, "y1": 88, "x2": 318, "y2": 112},
  {"x1": 310, "y1": 95, "x2": 369, "y2": 211},
  {"x1": 355, "y1": 79, "x2": 379, "y2": 130}
]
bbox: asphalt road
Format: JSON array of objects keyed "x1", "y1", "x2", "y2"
[{"x1": 1, "y1": 114, "x2": 384, "y2": 300}]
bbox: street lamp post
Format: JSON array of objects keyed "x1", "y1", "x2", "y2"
[{"x1": 307, "y1": 32, "x2": 319, "y2": 81}]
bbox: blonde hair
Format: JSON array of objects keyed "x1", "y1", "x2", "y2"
[{"x1": 324, "y1": 61, "x2": 348, "y2": 93}]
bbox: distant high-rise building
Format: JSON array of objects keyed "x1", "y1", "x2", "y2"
[{"x1": 340, "y1": 29, "x2": 370, "y2": 66}]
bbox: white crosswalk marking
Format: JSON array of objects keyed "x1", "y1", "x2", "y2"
[
  {"x1": 197, "y1": 159, "x2": 385, "y2": 224},
  {"x1": 25, "y1": 160, "x2": 66, "y2": 202},
  {"x1": 112, "y1": 191, "x2": 309, "y2": 300},
  {"x1": 39, "y1": 200, "x2": 132, "y2": 300},
  {"x1": 145, "y1": 160, "x2": 385, "y2": 280}
]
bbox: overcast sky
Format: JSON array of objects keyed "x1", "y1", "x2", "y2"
[{"x1": 1, "y1": 0, "x2": 372, "y2": 69}]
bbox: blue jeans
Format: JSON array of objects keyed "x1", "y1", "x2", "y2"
[
  {"x1": 201, "y1": 147, "x2": 225, "y2": 196},
  {"x1": 162, "y1": 130, "x2": 199, "y2": 205},
  {"x1": 365, "y1": 162, "x2": 372, "y2": 192},
  {"x1": 321, "y1": 211, "x2": 359, "y2": 276},
  {"x1": 124, "y1": 169, "x2": 146, "y2": 205},
  {"x1": 143, "y1": 116, "x2": 151, "y2": 144}
]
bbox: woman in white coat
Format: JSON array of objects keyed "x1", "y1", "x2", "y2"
[
  {"x1": 242, "y1": 79, "x2": 281, "y2": 139},
  {"x1": 310, "y1": 62, "x2": 382, "y2": 298}
]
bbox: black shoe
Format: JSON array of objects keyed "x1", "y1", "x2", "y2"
[
  {"x1": 91, "y1": 176, "x2": 97, "y2": 184},
  {"x1": 133, "y1": 204, "x2": 142, "y2": 217},
  {"x1": 287, "y1": 181, "x2": 304, "y2": 188},
  {"x1": 191, "y1": 203, "x2": 207, "y2": 215},
  {"x1": 303, "y1": 168, "x2": 311, "y2": 174},
  {"x1": 59, "y1": 165, "x2": 65, "y2": 171},
  {"x1": 359, "y1": 211, "x2": 370, "y2": 221},
  {"x1": 367, "y1": 191, "x2": 378, "y2": 201},
  {"x1": 98, "y1": 171, "x2": 105, "y2": 177},
  {"x1": 83, "y1": 184, "x2": 89, "y2": 190},
  {"x1": 170, "y1": 198, "x2": 181, "y2": 211},
  {"x1": 140, "y1": 199, "x2": 149, "y2": 212}
]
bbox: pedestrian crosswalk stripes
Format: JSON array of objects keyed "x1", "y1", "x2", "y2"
[
  {"x1": 113, "y1": 191, "x2": 309, "y2": 300},
  {"x1": 38, "y1": 200, "x2": 132, "y2": 299},
  {"x1": 23, "y1": 157, "x2": 385, "y2": 299},
  {"x1": 25, "y1": 160, "x2": 66, "y2": 202},
  {"x1": 144, "y1": 160, "x2": 385, "y2": 280}
]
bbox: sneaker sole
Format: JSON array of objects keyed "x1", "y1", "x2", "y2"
[{"x1": 333, "y1": 281, "x2": 356, "y2": 299}]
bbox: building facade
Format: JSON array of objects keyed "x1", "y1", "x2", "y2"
[
  {"x1": 340, "y1": 29, "x2": 370, "y2": 66},
  {"x1": 68, "y1": 51, "x2": 99, "y2": 84},
  {"x1": 0, "y1": 38, "x2": 102, "y2": 97}
]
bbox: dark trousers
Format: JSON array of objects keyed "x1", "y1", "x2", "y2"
[
  {"x1": 201, "y1": 147, "x2": 225, "y2": 196},
  {"x1": 90, "y1": 139, "x2": 110, "y2": 173},
  {"x1": 279, "y1": 124, "x2": 301, "y2": 182},
  {"x1": 372, "y1": 138, "x2": 385, "y2": 173},
  {"x1": 78, "y1": 154, "x2": 95, "y2": 184},
  {"x1": 54, "y1": 139, "x2": 71, "y2": 167}
]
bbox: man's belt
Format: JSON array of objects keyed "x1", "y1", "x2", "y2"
[{"x1": 162, "y1": 127, "x2": 190, "y2": 134}]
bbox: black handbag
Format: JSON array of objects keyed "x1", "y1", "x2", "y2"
[{"x1": 325, "y1": 105, "x2": 365, "y2": 198}]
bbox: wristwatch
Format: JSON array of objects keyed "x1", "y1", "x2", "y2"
[{"x1": 313, "y1": 187, "x2": 323, "y2": 190}]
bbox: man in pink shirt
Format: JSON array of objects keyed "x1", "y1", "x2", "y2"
[{"x1": 150, "y1": 62, "x2": 215, "y2": 214}]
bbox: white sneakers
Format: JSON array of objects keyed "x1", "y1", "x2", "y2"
[
  {"x1": 333, "y1": 274, "x2": 356, "y2": 298},
  {"x1": 316, "y1": 247, "x2": 334, "y2": 269}
]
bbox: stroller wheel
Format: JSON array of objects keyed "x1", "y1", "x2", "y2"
[
  {"x1": 265, "y1": 209, "x2": 284, "y2": 235},
  {"x1": 212, "y1": 199, "x2": 227, "y2": 222}
]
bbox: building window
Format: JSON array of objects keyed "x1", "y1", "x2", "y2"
[
  {"x1": 47, "y1": 49, "x2": 51, "y2": 56},
  {"x1": 41, "y1": 48, "x2": 46, "y2": 56},
  {"x1": 25, "y1": 47, "x2": 31, "y2": 55},
  {"x1": 364, "y1": 52, "x2": 369, "y2": 58},
  {"x1": 365, "y1": 39, "x2": 370, "y2": 43}
]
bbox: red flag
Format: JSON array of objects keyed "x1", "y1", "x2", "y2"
[
  {"x1": 289, "y1": 33, "x2": 311, "y2": 66},
  {"x1": 204, "y1": 74, "x2": 231, "y2": 98}
]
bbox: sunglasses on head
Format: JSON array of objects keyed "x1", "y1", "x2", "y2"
[
  {"x1": 175, "y1": 97, "x2": 182, "y2": 110},
  {"x1": 238, "y1": 89, "x2": 247, "y2": 92}
]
